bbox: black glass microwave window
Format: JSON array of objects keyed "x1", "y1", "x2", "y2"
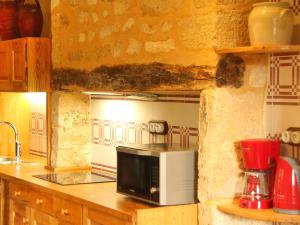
[{"x1": 117, "y1": 152, "x2": 151, "y2": 199}]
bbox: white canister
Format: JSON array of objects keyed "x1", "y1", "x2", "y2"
[{"x1": 248, "y1": 2, "x2": 294, "y2": 46}]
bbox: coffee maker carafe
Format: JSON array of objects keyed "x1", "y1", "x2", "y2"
[{"x1": 239, "y1": 139, "x2": 280, "y2": 209}]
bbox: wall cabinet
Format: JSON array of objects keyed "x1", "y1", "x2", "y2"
[{"x1": 0, "y1": 38, "x2": 51, "y2": 92}]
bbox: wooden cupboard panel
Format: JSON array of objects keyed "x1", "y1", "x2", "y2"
[
  {"x1": 53, "y1": 197, "x2": 82, "y2": 225},
  {"x1": 27, "y1": 38, "x2": 51, "y2": 92},
  {"x1": 11, "y1": 39, "x2": 27, "y2": 91},
  {"x1": 84, "y1": 207, "x2": 132, "y2": 225},
  {"x1": 0, "y1": 37, "x2": 50, "y2": 92},
  {"x1": 0, "y1": 179, "x2": 4, "y2": 225},
  {"x1": 8, "y1": 182, "x2": 31, "y2": 203},
  {"x1": 30, "y1": 190, "x2": 53, "y2": 214},
  {"x1": 9, "y1": 199, "x2": 30, "y2": 225},
  {"x1": 0, "y1": 42, "x2": 11, "y2": 90},
  {"x1": 31, "y1": 209, "x2": 58, "y2": 225}
]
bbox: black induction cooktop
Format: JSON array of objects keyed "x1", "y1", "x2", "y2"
[{"x1": 33, "y1": 171, "x2": 115, "y2": 185}]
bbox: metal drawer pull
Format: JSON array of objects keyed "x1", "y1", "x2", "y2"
[
  {"x1": 14, "y1": 191, "x2": 21, "y2": 197},
  {"x1": 36, "y1": 199, "x2": 43, "y2": 205},
  {"x1": 61, "y1": 208, "x2": 69, "y2": 216}
]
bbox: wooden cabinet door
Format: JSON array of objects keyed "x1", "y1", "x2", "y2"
[
  {"x1": 30, "y1": 209, "x2": 58, "y2": 225},
  {"x1": 83, "y1": 207, "x2": 132, "y2": 225},
  {"x1": 0, "y1": 179, "x2": 4, "y2": 225},
  {"x1": 11, "y1": 39, "x2": 27, "y2": 91},
  {"x1": 9, "y1": 199, "x2": 30, "y2": 225},
  {"x1": 0, "y1": 41, "x2": 12, "y2": 91}
]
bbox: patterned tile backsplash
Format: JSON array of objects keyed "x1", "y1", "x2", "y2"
[
  {"x1": 91, "y1": 95, "x2": 200, "y2": 176},
  {"x1": 265, "y1": 51, "x2": 300, "y2": 162},
  {"x1": 29, "y1": 113, "x2": 47, "y2": 157}
]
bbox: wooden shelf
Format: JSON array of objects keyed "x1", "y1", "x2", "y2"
[
  {"x1": 215, "y1": 45, "x2": 300, "y2": 54},
  {"x1": 217, "y1": 199, "x2": 300, "y2": 223}
]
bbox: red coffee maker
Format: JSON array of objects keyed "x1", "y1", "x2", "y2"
[
  {"x1": 239, "y1": 139, "x2": 280, "y2": 209},
  {"x1": 273, "y1": 156, "x2": 300, "y2": 214}
]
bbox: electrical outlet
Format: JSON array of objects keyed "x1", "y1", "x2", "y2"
[{"x1": 148, "y1": 120, "x2": 168, "y2": 135}]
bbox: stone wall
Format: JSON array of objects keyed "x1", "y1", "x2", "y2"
[
  {"x1": 47, "y1": 0, "x2": 275, "y2": 224},
  {"x1": 198, "y1": 55, "x2": 271, "y2": 225},
  {"x1": 50, "y1": 92, "x2": 91, "y2": 168},
  {"x1": 50, "y1": 0, "x2": 221, "y2": 70}
]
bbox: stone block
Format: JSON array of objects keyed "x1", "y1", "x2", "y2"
[
  {"x1": 198, "y1": 88, "x2": 265, "y2": 202},
  {"x1": 140, "y1": 0, "x2": 183, "y2": 15},
  {"x1": 100, "y1": 25, "x2": 118, "y2": 39},
  {"x1": 126, "y1": 38, "x2": 141, "y2": 55},
  {"x1": 78, "y1": 11, "x2": 89, "y2": 24},
  {"x1": 161, "y1": 21, "x2": 173, "y2": 33},
  {"x1": 216, "y1": 11, "x2": 250, "y2": 47},
  {"x1": 86, "y1": 0, "x2": 98, "y2": 5},
  {"x1": 122, "y1": 18, "x2": 135, "y2": 32},
  {"x1": 50, "y1": 91, "x2": 91, "y2": 168},
  {"x1": 145, "y1": 39, "x2": 175, "y2": 53},
  {"x1": 141, "y1": 23, "x2": 156, "y2": 34},
  {"x1": 178, "y1": 14, "x2": 217, "y2": 49}
]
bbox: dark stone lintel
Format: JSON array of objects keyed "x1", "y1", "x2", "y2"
[{"x1": 52, "y1": 62, "x2": 216, "y2": 91}]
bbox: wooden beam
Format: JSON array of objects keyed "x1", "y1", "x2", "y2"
[{"x1": 52, "y1": 63, "x2": 216, "y2": 92}]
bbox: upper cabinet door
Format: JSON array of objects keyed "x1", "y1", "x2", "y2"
[
  {"x1": 11, "y1": 39, "x2": 27, "y2": 91},
  {"x1": 0, "y1": 38, "x2": 51, "y2": 92},
  {"x1": 0, "y1": 42, "x2": 12, "y2": 91}
]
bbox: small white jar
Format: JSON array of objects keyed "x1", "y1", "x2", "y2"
[{"x1": 248, "y1": 2, "x2": 294, "y2": 45}]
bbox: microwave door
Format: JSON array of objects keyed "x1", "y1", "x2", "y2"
[{"x1": 117, "y1": 152, "x2": 151, "y2": 199}]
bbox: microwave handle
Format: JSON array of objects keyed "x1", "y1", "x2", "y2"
[{"x1": 117, "y1": 147, "x2": 153, "y2": 156}]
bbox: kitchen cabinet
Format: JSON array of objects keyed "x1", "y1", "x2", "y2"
[
  {"x1": 1, "y1": 172, "x2": 197, "y2": 225},
  {"x1": 0, "y1": 38, "x2": 51, "y2": 92},
  {"x1": 9, "y1": 200, "x2": 30, "y2": 225},
  {"x1": 31, "y1": 208, "x2": 58, "y2": 225},
  {"x1": 0, "y1": 179, "x2": 4, "y2": 225},
  {"x1": 83, "y1": 207, "x2": 132, "y2": 225},
  {"x1": 8, "y1": 182, "x2": 82, "y2": 225}
]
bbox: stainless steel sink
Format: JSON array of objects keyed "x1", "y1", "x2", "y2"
[{"x1": 0, "y1": 156, "x2": 39, "y2": 165}]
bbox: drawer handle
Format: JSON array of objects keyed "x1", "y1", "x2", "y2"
[
  {"x1": 61, "y1": 208, "x2": 69, "y2": 216},
  {"x1": 36, "y1": 199, "x2": 43, "y2": 205},
  {"x1": 22, "y1": 218, "x2": 29, "y2": 224},
  {"x1": 14, "y1": 191, "x2": 21, "y2": 197}
]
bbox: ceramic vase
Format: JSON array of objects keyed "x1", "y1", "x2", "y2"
[
  {"x1": 248, "y1": 2, "x2": 294, "y2": 45},
  {"x1": 0, "y1": 0, "x2": 18, "y2": 40},
  {"x1": 17, "y1": 0, "x2": 43, "y2": 37}
]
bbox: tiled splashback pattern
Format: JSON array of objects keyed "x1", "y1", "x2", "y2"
[
  {"x1": 29, "y1": 113, "x2": 47, "y2": 157},
  {"x1": 91, "y1": 119, "x2": 199, "y2": 147},
  {"x1": 91, "y1": 96, "x2": 200, "y2": 176},
  {"x1": 265, "y1": 51, "x2": 300, "y2": 160}
]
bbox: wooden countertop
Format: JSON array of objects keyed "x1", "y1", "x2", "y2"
[{"x1": 0, "y1": 162, "x2": 157, "y2": 218}]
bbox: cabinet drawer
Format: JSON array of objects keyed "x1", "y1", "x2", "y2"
[
  {"x1": 86, "y1": 207, "x2": 132, "y2": 225},
  {"x1": 9, "y1": 182, "x2": 31, "y2": 203},
  {"x1": 53, "y1": 197, "x2": 82, "y2": 225},
  {"x1": 30, "y1": 190, "x2": 53, "y2": 214}
]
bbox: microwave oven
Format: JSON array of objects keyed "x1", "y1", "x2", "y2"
[{"x1": 116, "y1": 144, "x2": 198, "y2": 205}]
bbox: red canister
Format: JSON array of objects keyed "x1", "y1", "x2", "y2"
[
  {"x1": 0, "y1": 0, "x2": 18, "y2": 40},
  {"x1": 17, "y1": 0, "x2": 43, "y2": 37}
]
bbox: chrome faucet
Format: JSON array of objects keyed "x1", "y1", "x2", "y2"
[{"x1": 0, "y1": 121, "x2": 21, "y2": 162}]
